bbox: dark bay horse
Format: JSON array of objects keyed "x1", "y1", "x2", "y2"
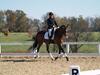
[{"x1": 28, "y1": 25, "x2": 69, "y2": 61}]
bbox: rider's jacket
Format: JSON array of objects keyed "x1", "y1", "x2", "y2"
[{"x1": 47, "y1": 18, "x2": 58, "y2": 29}]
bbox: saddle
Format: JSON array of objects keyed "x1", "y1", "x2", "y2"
[{"x1": 44, "y1": 27, "x2": 57, "y2": 40}]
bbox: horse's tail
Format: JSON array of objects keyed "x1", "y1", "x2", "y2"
[
  {"x1": 28, "y1": 37, "x2": 38, "y2": 51},
  {"x1": 32, "y1": 31, "x2": 45, "y2": 49},
  {"x1": 28, "y1": 31, "x2": 45, "y2": 51},
  {"x1": 33, "y1": 38, "x2": 38, "y2": 49}
]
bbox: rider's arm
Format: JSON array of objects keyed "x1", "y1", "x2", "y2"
[
  {"x1": 54, "y1": 20, "x2": 58, "y2": 27},
  {"x1": 47, "y1": 19, "x2": 50, "y2": 25}
]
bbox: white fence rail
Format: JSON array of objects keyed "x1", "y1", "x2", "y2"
[
  {"x1": 64, "y1": 42, "x2": 100, "y2": 54},
  {"x1": 0, "y1": 42, "x2": 100, "y2": 57}
]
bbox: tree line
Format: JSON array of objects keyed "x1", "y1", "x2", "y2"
[
  {"x1": 0, "y1": 10, "x2": 100, "y2": 32},
  {"x1": 0, "y1": 10, "x2": 39, "y2": 32}
]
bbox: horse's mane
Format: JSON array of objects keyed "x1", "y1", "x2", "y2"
[
  {"x1": 55, "y1": 25, "x2": 66, "y2": 37},
  {"x1": 56, "y1": 25, "x2": 66, "y2": 31}
]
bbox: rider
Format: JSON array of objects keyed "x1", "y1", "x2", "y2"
[{"x1": 46, "y1": 12, "x2": 58, "y2": 40}]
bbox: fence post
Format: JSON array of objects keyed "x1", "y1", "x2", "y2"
[
  {"x1": 66, "y1": 43, "x2": 70, "y2": 53},
  {"x1": 98, "y1": 44, "x2": 100, "y2": 54},
  {"x1": 0, "y1": 44, "x2": 1, "y2": 57}
]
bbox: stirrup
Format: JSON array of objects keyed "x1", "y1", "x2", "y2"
[{"x1": 49, "y1": 37, "x2": 52, "y2": 40}]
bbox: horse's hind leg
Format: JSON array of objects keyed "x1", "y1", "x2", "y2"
[
  {"x1": 33, "y1": 43, "x2": 43, "y2": 58},
  {"x1": 29, "y1": 39, "x2": 38, "y2": 53},
  {"x1": 36, "y1": 43, "x2": 43, "y2": 58}
]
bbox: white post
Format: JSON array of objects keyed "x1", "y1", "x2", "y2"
[
  {"x1": 66, "y1": 43, "x2": 70, "y2": 53},
  {"x1": 0, "y1": 44, "x2": 1, "y2": 57},
  {"x1": 98, "y1": 44, "x2": 100, "y2": 54}
]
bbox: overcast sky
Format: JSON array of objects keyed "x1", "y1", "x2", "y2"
[{"x1": 0, "y1": 0, "x2": 100, "y2": 19}]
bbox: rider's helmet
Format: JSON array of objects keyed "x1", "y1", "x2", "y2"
[{"x1": 48, "y1": 12, "x2": 54, "y2": 16}]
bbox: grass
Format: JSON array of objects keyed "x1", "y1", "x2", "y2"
[
  {"x1": 2, "y1": 45, "x2": 30, "y2": 53},
  {"x1": 0, "y1": 33, "x2": 32, "y2": 42},
  {"x1": 0, "y1": 32, "x2": 100, "y2": 53},
  {"x1": 1, "y1": 44, "x2": 57, "y2": 53},
  {"x1": 79, "y1": 44, "x2": 98, "y2": 53}
]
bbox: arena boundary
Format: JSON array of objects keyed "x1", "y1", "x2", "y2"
[
  {"x1": 0, "y1": 53, "x2": 100, "y2": 57},
  {"x1": 1, "y1": 42, "x2": 100, "y2": 57}
]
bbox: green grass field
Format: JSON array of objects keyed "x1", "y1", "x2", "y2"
[
  {"x1": 0, "y1": 32, "x2": 100, "y2": 53},
  {"x1": 0, "y1": 33, "x2": 32, "y2": 42},
  {"x1": 1, "y1": 44, "x2": 58, "y2": 53}
]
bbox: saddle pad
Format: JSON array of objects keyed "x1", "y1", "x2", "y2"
[{"x1": 44, "y1": 28, "x2": 57, "y2": 40}]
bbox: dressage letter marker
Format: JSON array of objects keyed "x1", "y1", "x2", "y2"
[
  {"x1": 62, "y1": 65, "x2": 100, "y2": 75},
  {"x1": 72, "y1": 69, "x2": 79, "y2": 75},
  {"x1": 70, "y1": 65, "x2": 80, "y2": 75}
]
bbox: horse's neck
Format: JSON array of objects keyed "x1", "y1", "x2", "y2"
[{"x1": 55, "y1": 29, "x2": 64, "y2": 38}]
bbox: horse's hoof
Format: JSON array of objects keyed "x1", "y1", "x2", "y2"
[
  {"x1": 51, "y1": 58, "x2": 55, "y2": 61},
  {"x1": 65, "y1": 57, "x2": 69, "y2": 61},
  {"x1": 32, "y1": 57, "x2": 35, "y2": 60},
  {"x1": 34, "y1": 56, "x2": 40, "y2": 59},
  {"x1": 34, "y1": 56, "x2": 37, "y2": 59},
  {"x1": 55, "y1": 57, "x2": 58, "y2": 60}
]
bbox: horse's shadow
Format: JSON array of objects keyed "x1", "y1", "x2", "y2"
[{"x1": 0, "y1": 59, "x2": 39, "y2": 62}]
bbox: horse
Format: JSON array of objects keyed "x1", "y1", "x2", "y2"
[{"x1": 28, "y1": 25, "x2": 69, "y2": 61}]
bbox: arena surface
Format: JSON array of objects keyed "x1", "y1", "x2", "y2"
[{"x1": 0, "y1": 57, "x2": 100, "y2": 75}]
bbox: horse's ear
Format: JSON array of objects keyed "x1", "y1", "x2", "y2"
[
  {"x1": 66, "y1": 24, "x2": 70, "y2": 28},
  {"x1": 66, "y1": 24, "x2": 71, "y2": 31},
  {"x1": 60, "y1": 25, "x2": 65, "y2": 29}
]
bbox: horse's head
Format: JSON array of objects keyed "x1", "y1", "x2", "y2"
[
  {"x1": 55, "y1": 24, "x2": 70, "y2": 38},
  {"x1": 59, "y1": 25, "x2": 67, "y2": 36}
]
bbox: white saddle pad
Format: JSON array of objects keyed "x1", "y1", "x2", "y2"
[{"x1": 44, "y1": 28, "x2": 57, "y2": 40}]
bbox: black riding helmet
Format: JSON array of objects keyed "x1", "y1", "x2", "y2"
[{"x1": 49, "y1": 12, "x2": 54, "y2": 16}]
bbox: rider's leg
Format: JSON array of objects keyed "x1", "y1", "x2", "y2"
[
  {"x1": 48, "y1": 28, "x2": 54, "y2": 39},
  {"x1": 50, "y1": 28, "x2": 54, "y2": 39}
]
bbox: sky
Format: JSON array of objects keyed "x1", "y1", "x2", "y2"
[{"x1": 0, "y1": 0, "x2": 100, "y2": 19}]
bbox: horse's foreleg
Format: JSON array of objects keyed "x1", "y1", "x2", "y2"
[
  {"x1": 61, "y1": 48, "x2": 69, "y2": 61},
  {"x1": 49, "y1": 53, "x2": 55, "y2": 60},
  {"x1": 55, "y1": 44, "x2": 62, "y2": 60},
  {"x1": 46, "y1": 44, "x2": 55, "y2": 60},
  {"x1": 56, "y1": 44, "x2": 69, "y2": 61}
]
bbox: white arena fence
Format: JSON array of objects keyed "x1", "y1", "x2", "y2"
[{"x1": 0, "y1": 42, "x2": 100, "y2": 57}]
